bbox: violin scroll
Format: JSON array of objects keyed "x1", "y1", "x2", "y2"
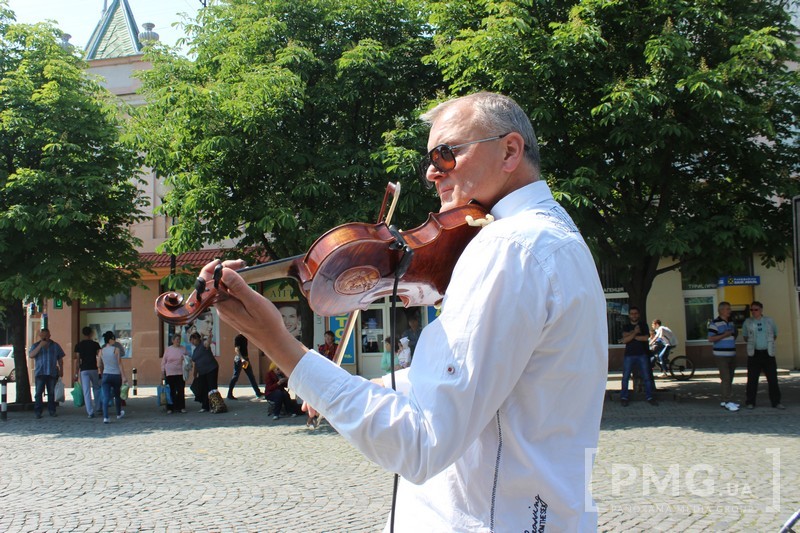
[{"x1": 155, "y1": 279, "x2": 223, "y2": 326}]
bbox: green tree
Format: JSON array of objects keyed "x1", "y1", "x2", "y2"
[
  {"x1": 425, "y1": 0, "x2": 800, "y2": 316},
  {"x1": 0, "y1": 6, "x2": 149, "y2": 402},
  {"x1": 129, "y1": 0, "x2": 441, "y2": 343}
]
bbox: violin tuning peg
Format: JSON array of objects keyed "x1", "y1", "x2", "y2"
[{"x1": 194, "y1": 276, "x2": 206, "y2": 301}]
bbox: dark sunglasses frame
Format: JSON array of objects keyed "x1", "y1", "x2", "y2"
[{"x1": 418, "y1": 133, "x2": 511, "y2": 188}]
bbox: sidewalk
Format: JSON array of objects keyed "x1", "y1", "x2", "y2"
[
  {"x1": 1, "y1": 375, "x2": 798, "y2": 532},
  {"x1": 3, "y1": 369, "x2": 798, "y2": 411},
  {"x1": 604, "y1": 369, "x2": 800, "y2": 405}
]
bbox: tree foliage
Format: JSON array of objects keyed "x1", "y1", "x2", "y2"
[
  {"x1": 426, "y1": 0, "x2": 800, "y2": 312},
  {"x1": 0, "y1": 5, "x2": 149, "y2": 400},
  {"x1": 129, "y1": 0, "x2": 441, "y2": 263},
  {"x1": 130, "y1": 0, "x2": 799, "y2": 324}
]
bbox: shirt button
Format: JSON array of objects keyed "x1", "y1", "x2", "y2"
[{"x1": 446, "y1": 365, "x2": 455, "y2": 375}]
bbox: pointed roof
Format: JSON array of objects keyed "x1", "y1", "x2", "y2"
[{"x1": 85, "y1": 0, "x2": 143, "y2": 60}]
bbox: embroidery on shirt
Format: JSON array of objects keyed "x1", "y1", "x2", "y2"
[
  {"x1": 526, "y1": 494, "x2": 548, "y2": 533},
  {"x1": 490, "y1": 410, "x2": 503, "y2": 532},
  {"x1": 536, "y1": 206, "x2": 578, "y2": 233}
]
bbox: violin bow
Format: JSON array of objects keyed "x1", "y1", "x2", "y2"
[
  {"x1": 331, "y1": 181, "x2": 400, "y2": 369},
  {"x1": 306, "y1": 183, "x2": 400, "y2": 427}
]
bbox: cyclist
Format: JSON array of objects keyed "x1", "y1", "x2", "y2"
[{"x1": 649, "y1": 319, "x2": 678, "y2": 378}]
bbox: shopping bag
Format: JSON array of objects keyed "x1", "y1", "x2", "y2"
[
  {"x1": 54, "y1": 378, "x2": 65, "y2": 403},
  {"x1": 157, "y1": 383, "x2": 173, "y2": 406},
  {"x1": 209, "y1": 390, "x2": 227, "y2": 414},
  {"x1": 120, "y1": 383, "x2": 130, "y2": 400},
  {"x1": 72, "y1": 381, "x2": 84, "y2": 407}
]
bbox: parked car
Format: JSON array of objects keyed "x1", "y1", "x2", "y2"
[{"x1": 0, "y1": 345, "x2": 15, "y2": 381}]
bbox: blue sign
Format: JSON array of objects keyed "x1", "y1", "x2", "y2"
[
  {"x1": 718, "y1": 276, "x2": 760, "y2": 287},
  {"x1": 427, "y1": 305, "x2": 441, "y2": 325},
  {"x1": 329, "y1": 314, "x2": 356, "y2": 365}
]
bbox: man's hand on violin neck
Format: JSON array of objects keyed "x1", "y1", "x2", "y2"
[{"x1": 199, "y1": 260, "x2": 307, "y2": 376}]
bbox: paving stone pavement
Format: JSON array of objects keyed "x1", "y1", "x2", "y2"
[{"x1": 0, "y1": 373, "x2": 798, "y2": 532}]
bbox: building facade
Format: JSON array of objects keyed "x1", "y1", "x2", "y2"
[{"x1": 25, "y1": 1, "x2": 800, "y2": 388}]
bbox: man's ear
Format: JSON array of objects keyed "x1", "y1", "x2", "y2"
[{"x1": 501, "y1": 132, "x2": 526, "y2": 173}]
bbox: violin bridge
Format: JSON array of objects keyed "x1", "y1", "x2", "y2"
[{"x1": 465, "y1": 214, "x2": 495, "y2": 227}]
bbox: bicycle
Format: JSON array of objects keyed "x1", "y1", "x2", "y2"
[{"x1": 649, "y1": 345, "x2": 695, "y2": 381}]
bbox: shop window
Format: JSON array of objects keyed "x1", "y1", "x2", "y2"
[
  {"x1": 606, "y1": 296, "x2": 629, "y2": 346},
  {"x1": 81, "y1": 292, "x2": 132, "y2": 358},
  {"x1": 360, "y1": 309, "x2": 385, "y2": 354},
  {"x1": 82, "y1": 292, "x2": 132, "y2": 309},
  {"x1": 683, "y1": 294, "x2": 715, "y2": 341}
]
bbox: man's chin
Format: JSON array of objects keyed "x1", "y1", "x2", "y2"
[{"x1": 438, "y1": 194, "x2": 464, "y2": 212}]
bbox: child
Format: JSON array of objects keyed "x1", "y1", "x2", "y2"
[
  {"x1": 398, "y1": 337, "x2": 411, "y2": 368},
  {"x1": 381, "y1": 339, "x2": 400, "y2": 373}
]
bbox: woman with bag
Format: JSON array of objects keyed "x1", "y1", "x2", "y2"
[
  {"x1": 162, "y1": 334, "x2": 188, "y2": 414},
  {"x1": 189, "y1": 331, "x2": 218, "y2": 413},
  {"x1": 99, "y1": 331, "x2": 128, "y2": 424}
]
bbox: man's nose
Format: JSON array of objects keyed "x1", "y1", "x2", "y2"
[{"x1": 425, "y1": 164, "x2": 445, "y2": 185}]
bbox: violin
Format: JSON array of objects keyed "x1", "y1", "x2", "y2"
[{"x1": 155, "y1": 193, "x2": 492, "y2": 325}]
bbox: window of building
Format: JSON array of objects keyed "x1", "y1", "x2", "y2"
[
  {"x1": 598, "y1": 261, "x2": 629, "y2": 346},
  {"x1": 81, "y1": 291, "x2": 132, "y2": 358},
  {"x1": 606, "y1": 296, "x2": 629, "y2": 346},
  {"x1": 683, "y1": 292, "x2": 716, "y2": 341},
  {"x1": 82, "y1": 292, "x2": 132, "y2": 309}
]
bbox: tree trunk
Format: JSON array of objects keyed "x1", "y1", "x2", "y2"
[
  {"x1": 624, "y1": 256, "x2": 661, "y2": 326},
  {"x1": 6, "y1": 298, "x2": 32, "y2": 404}
]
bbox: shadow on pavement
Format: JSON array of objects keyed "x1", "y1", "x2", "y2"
[
  {"x1": 0, "y1": 386, "x2": 339, "y2": 440},
  {"x1": 601, "y1": 372, "x2": 800, "y2": 436}
]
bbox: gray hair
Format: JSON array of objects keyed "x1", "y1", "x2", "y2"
[{"x1": 420, "y1": 92, "x2": 540, "y2": 171}]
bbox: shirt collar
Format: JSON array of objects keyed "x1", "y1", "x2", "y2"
[{"x1": 490, "y1": 180, "x2": 552, "y2": 220}]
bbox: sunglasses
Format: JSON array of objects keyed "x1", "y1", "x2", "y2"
[{"x1": 418, "y1": 133, "x2": 511, "y2": 188}]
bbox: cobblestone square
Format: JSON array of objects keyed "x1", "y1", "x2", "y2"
[{"x1": 0, "y1": 373, "x2": 797, "y2": 532}]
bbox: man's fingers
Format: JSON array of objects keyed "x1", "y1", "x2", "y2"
[
  {"x1": 199, "y1": 258, "x2": 245, "y2": 277},
  {"x1": 301, "y1": 401, "x2": 318, "y2": 418}
]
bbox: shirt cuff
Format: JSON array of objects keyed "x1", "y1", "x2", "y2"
[{"x1": 288, "y1": 350, "x2": 354, "y2": 412}]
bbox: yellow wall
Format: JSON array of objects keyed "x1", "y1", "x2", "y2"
[
  {"x1": 753, "y1": 256, "x2": 799, "y2": 370},
  {"x1": 646, "y1": 257, "x2": 799, "y2": 370}
]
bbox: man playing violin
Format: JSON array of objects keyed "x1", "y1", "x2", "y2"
[{"x1": 199, "y1": 92, "x2": 607, "y2": 531}]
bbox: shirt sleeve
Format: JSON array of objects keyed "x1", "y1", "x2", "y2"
[
  {"x1": 381, "y1": 367, "x2": 410, "y2": 394},
  {"x1": 290, "y1": 232, "x2": 549, "y2": 484}
]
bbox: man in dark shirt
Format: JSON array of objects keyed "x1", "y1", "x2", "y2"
[
  {"x1": 190, "y1": 332, "x2": 219, "y2": 412},
  {"x1": 401, "y1": 314, "x2": 422, "y2": 363},
  {"x1": 74, "y1": 326, "x2": 102, "y2": 418},
  {"x1": 619, "y1": 306, "x2": 657, "y2": 406}
]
